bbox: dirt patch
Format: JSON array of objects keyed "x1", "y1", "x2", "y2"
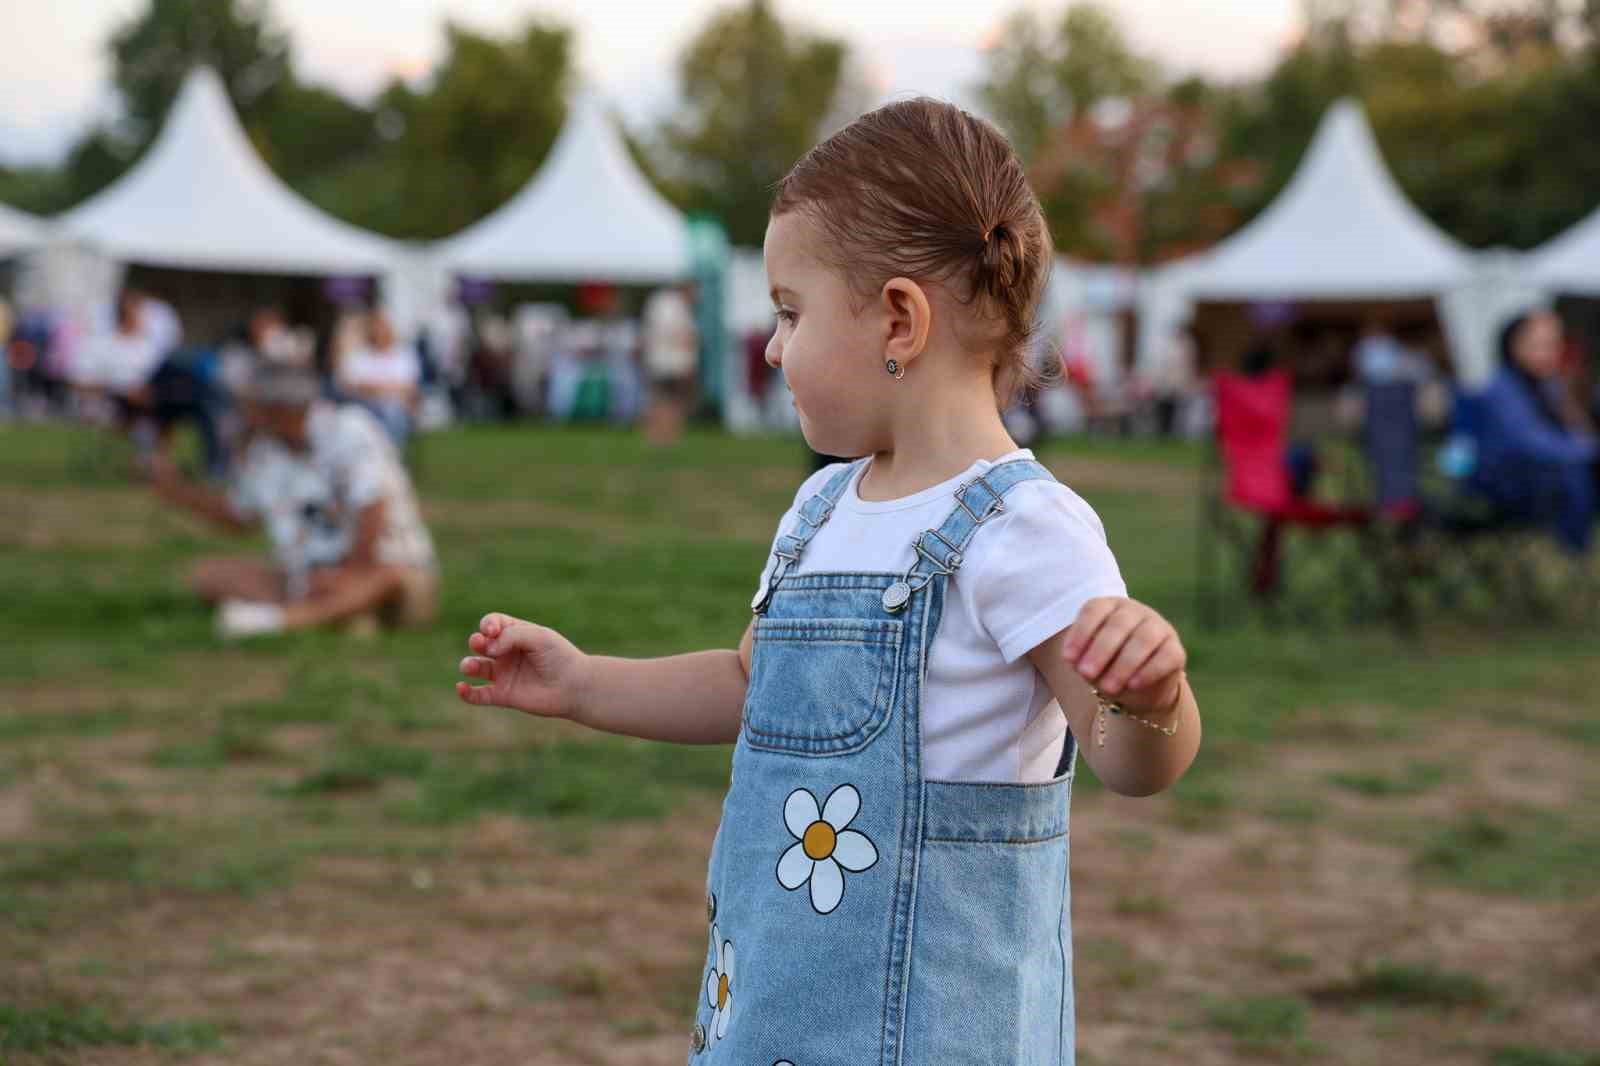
[{"x1": 5, "y1": 674, "x2": 1595, "y2": 1064}]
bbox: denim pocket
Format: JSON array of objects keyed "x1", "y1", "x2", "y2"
[{"x1": 742, "y1": 616, "x2": 903, "y2": 756}]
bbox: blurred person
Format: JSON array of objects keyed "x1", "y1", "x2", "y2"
[
  {"x1": 510, "y1": 303, "x2": 564, "y2": 415},
  {"x1": 457, "y1": 99, "x2": 1200, "y2": 1063},
  {"x1": 1473, "y1": 309, "x2": 1598, "y2": 553},
  {"x1": 150, "y1": 361, "x2": 438, "y2": 638},
  {"x1": 137, "y1": 290, "x2": 183, "y2": 356},
  {"x1": 0, "y1": 294, "x2": 12, "y2": 415},
  {"x1": 1151, "y1": 324, "x2": 1199, "y2": 437},
  {"x1": 466, "y1": 310, "x2": 516, "y2": 420},
  {"x1": 604, "y1": 316, "x2": 643, "y2": 425},
  {"x1": 73, "y1": 291, "x2": 165, "y2": 441},
  {"x1": 641, "y1": 281, "x2": 699, "y2": 445},
  {"x1": 1354, "y1": 315, "x2": 1434, "y2": 388},
  {"x1": 336, "y1": 309, "x2": 421, "y2": 445}
]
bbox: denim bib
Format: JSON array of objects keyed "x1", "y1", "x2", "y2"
[{"x1": 690, "y1": 458, "x2": 1077, "y2": 1065}]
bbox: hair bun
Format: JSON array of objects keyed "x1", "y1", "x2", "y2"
[{"x1": 977, "y1": 221, "x2": 1025, "y2": 297}]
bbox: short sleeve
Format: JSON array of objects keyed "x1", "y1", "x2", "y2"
[
  {"x1": 750, "y1": 464, "x2": 848, "y2": 609},
  {"x1": 331, "y1": 408, "x2": 392, "y2": 510},
  {"x1": 226, "y1": 440, "x2": 276, "y2": 520},
  {"x1": 964, "y1": 481, "x2": 1127, "y2": 663}
]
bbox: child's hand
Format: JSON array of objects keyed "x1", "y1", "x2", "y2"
[
  {"x1": 1063, "y1": 597, "x2": 1187, "y2": 715},
  {"x1": 457, "y1": 613, "x2": 589, "y2": 720}
]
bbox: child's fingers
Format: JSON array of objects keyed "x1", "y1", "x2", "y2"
[
  {"x1": 488, "y1": 620, "x2": 542, "y2": 657},
  {"x1": 479, "y1": 612, "x2": 519, "y2": 639},
  {"x1": 1127, "y1": 640, "x2": 1185, "y2": 693},
  {"x1": 1075, "y1": 605, "x2": 1142, "y2": 682},
  {"x1": 460, "y1": 656, "x2": 495, "y2": 680},
  {"x1": 1095, "y1": 622, "x2": 1165, "y2": 695},
  {"x1": 468, "y1": 632, "x2": 490, "y2": 655},
  {"x1": 1064, "y1": 599, "x2": 1117, "y2": 662},
  {"x1": 455, "y1": 680, "x2": 500, "y2": 706}
]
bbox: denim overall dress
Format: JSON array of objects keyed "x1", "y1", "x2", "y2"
[{"x1": 690, "y1": 458, "x2": 1077, "y2": 1065}]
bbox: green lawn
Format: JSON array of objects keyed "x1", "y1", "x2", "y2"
[{"x1": 2, "y1": 422, "x2": 1596, "y2": 1066}]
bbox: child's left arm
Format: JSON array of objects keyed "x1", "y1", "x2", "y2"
[{"x1": 1027, "y1": 596, "x2": 1200, "y2": 797}]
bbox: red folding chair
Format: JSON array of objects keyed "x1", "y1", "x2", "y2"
[{"x1": 1211, "y1": 370, "x2": 1372, "y2": 600}]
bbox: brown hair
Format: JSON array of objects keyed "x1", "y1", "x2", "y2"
[{"x1": 772, "y1": 97, "x2": 1053, "y2": 401}]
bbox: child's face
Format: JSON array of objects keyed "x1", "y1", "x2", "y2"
[{"x1": 763, "y1": 210, "x2": 891, "y2": 458}]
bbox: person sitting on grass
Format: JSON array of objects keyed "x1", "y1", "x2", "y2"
[
  {"x1": 456, "y1": 98, "x2": 1200, "y2": 1063},
  {"x1": 1475, "y1": 309, "x2": 1598, "y2": 554},
  {"x1": 150, "y1": 362, "x2": 439, "y2": 639}
]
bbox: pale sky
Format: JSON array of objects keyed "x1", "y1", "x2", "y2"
[{"x1": 0, "y1": 0, "x2": 1301, "y2": 166}]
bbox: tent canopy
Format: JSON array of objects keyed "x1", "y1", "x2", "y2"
[
  {"x1": 1524, "y1": 205, "x2": 1600, "y2": 295},
  {"x1": 0, "y1": 202, "x2": 45, "y2": 258},
  {"x1": 60, "y1": 67, "x2": 395, "y2": 276},
  {"x1": 437, "y1": 91, "x2": 692, "y2": 284},
  {"x1": 1175, "y1": 100, "x2": 1475, "y2": 302}
]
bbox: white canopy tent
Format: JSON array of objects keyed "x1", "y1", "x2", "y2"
[
  {"x1": 0, "y1": 202, "x2": 45, "y2": 259},
  {"x1": 59, "y1": 67, "x2": 396, "y2": 277},
  {"x1": 1137, "y1": 100, "x2": 1506, "y2": 384},
  {"x1": 1524, "y1": 204, "x2": 1600, "y2": 296},
  {"x1": 436, "y1": 91, "x2": 693, "y2": 285}
]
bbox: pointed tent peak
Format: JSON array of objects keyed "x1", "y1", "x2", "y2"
[
  {"x1": 1526, "y1": 203, "x2": 1600, "y2": 295},
  {"x1": 0, "y1": 200, "x2": 46, "y2": 257},
  {"x1": 61, "y1": 64, "x2": 395, "y2": 276},
  {"x1": 438, "y1": 86, "x2": 692, "y2": 284},
  {"x1": 1180, "y1": 97, "x2": 1474, "y2": 301}
]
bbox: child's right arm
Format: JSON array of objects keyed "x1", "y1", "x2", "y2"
[{"x1": 456, "y1": 612, "x2": 754, "y2": 745}]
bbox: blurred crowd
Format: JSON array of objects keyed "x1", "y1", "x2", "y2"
[{"x1": 0, "y1": 280, "x2": 701, "y2": 638}]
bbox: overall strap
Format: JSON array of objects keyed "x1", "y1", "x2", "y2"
[
  {"x1": 751, "y1": 459, "x2": 865, "y2": 612},
  {"x1": 878, "y1": 458, "x2": 1056, "y2": 614}
]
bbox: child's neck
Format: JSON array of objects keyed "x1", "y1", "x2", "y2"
[{"x1": 858, "y1": 379, "x2": 1019, "y2": 502}]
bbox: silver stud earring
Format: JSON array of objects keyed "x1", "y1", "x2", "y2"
[{"x1": 886, "y1": 359, "x2": 905, "y2": 380}]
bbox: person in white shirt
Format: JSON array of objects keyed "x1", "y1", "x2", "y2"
[
  {"x1": 641, "y1": 282, "x2": 699, "y2": 445},
  {"x1": 151, "y1": 361, "x2": 439, "y2": 638},
  {"x1": 337, "y1": 309, "x2": 421, "y2": 443}
]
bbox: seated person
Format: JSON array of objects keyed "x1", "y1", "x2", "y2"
[
  {"x1": 336, "y1": 310, "x2": 420, "y2": 444},
  {"x1": 1473, "y1": 309, "x2": 1599, "y2": 553},
  {"x1": 150, "y1": 362, "x2": 440, "y2": 637},
  {"x1": 76, "y1": 291, "x2": 164, "y2": 416}
]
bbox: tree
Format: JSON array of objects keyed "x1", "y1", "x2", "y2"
[
  {"x1": 108, "y1": 0, "x2": 292, "y2": 142},
  {"x1": 654, "y1": 0, "x2": 849, "y2": 245},
  {"x1": 291, "y1": 19, "x2": 572, "y2": 239},
  {"x1": 978, "y1": 3, "x2": 1154, "y2": 164}
]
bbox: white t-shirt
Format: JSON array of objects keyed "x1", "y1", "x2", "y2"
[
  {"x1": 78, "y1": 330, "x2": 164, "y2": 392},
  {"x1": 339, "y1": 344, "x2": 421, "y2": 391},
  {"x1": 752, "y1": 449, "x2": 1126, "y2": 783},
  {"x1": 642, "y1": 289, "x2": 698, "y2": 379},
  {"x1": 230, "y1": 403, "x2": 437, "y2": 573}
]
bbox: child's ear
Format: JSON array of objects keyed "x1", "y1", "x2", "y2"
[{"x1": 881, "y1": 278, "x2": 932, "y2": 367}]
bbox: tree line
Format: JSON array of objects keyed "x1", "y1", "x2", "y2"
[{"x1": 4, "y1": 0, "x2": 1600, "y2": 261}]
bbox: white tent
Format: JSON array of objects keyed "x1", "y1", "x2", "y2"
[
  {"x1": 59, "y1": 67, "x2": 395, "y2": 276},
  {"x1": 1176, "y1": 100, "x2": 1474, "y2": 301},
  {"x1": 437, "y1": 91, "x2": 692, "y2": 284},
  {"x1": 1137, "y1": 100, "x2": 1503, "y2": 381},
  {"x1": 1524, "y1": 205, "x2": 1600, "y2": 295},
  {"x1": 0, "y1": 202, "x2": 45, "y2": 258}
]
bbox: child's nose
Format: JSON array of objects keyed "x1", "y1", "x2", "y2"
[{"x1": 764, "y1": 330, "x2": 782, "y2": 369}]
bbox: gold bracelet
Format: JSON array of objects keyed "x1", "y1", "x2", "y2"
[{"x1": 1093, "y1": 674, "x2": 1185, "y2": 748}]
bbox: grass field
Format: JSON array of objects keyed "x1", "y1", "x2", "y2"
[{"x1": 2, "y1": 422, "x2": 1597, "y2": 1065}]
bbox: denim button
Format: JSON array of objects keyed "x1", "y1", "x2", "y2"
[
  {"x1": 882, "y1": 580, "x2": 912, "y2": 612},
  {"x1": 690, "y1": 1022, "x2": 707, "y2": 1053}
]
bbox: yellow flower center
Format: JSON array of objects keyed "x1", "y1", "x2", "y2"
[
  {"x1": 717, "y1": 973, "x2": 730, "y2": 1009},
  {"x1": 803, "y1": 820, "x2": 837, "y2": 861}
]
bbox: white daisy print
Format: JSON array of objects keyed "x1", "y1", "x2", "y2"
[
  {"x1": 704, "y1": 926, "x2": 735, "y2": 1040},
  {"x1": 776, "y1": 783, "x2": 879, "y2": 915}
]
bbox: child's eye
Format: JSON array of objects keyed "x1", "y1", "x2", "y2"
[{"x1": 775, "y1": 308, "x2": 798, "y2": 326}]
